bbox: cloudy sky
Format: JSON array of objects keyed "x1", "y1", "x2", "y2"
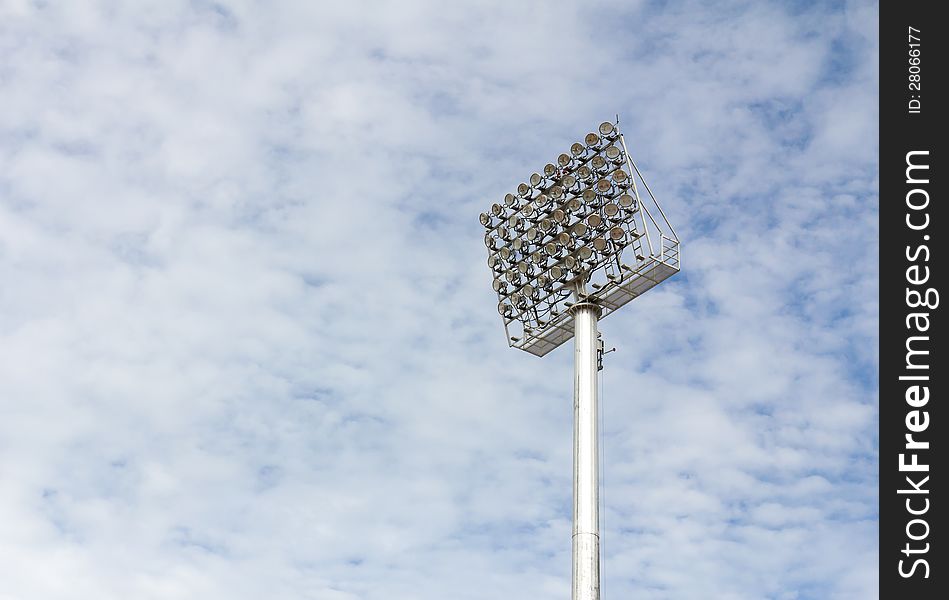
[{"x1": 0, "y1": 1, "x2": 878, "y2": 599}]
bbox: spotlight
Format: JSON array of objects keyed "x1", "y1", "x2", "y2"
[
  {"x1": 493, "y1": 278, "x2": 507, "y2": 293},
  {"x1": 544, "y1": 163, "x2": 558, "y2": 177},
  {"x1": 587, "y1": 214, "x2": 603, "y2": 229},
  {"x1": 609, "y1": 226, "x2": 626, "y2": 243},
  {"x1": 534, "y1": 194, "x2": 551, "y2": 209},
  {"x1": 549, "y1": 265, "x2": 565, "y2": 281},
  {"x1": 612, "y1": 169, "x2": 628, "y2": 184},
  {"x1": 591, "y1": 237, "x2": 607, "y2": 252},
  {"x1": 556, "y1": 231, "x2": 572, "y2": 246},
  {"x1": 518, "y1": 183, "x2": 531, "y2": 198},
  {"x1": 522, "y1": 204, "x2": 535, "y2": 218},
  {"x1": 504, "y1": 193, "x2": 518, "y2": 208},
  {"x1": 499, "y1": 246, "x2": 512, "y2": 260},
  {"x1": 598, "y1": 121, "x2": 616, "y2": 137},
  {"x1": 578, "y1": 246, "x2": 593, "y2": 261},
  {"x1": 570, "y1": 142, "x2": 586, "y2": 157},
  {"x1": 590, "y1": 155, "x2": 607, "y2": 172},
  {"x1": 491, "y1": 203, "x2": 503, "y2": 216},
  {"x1": 618, "y1": 194, "x2": 636, "y2": 209},
  {"x1": 564, "y1": 255, "x2": 578, "y2": 270},
  {"x1": 581, "y1": 188, "x2": 597, "y2": 203},
  {"x1": 498, "y1": 300, "x2": 513, "y2": 317},
  {"x1": 512, "y1": 238, "x2": 524, "y2": 251},
  {"x1": 605, "y1": 145, "x2": 623, "y2": 162},
  {"x1": 557, "y1": 153, "x2": 573, "y2": 168},
  {"x1": 530, "y1": 172, "x2": 543, "y2": 187},
  {"x1": 584, "y1": 132, "x2": 600, "y2": 148},
  {"x1": 525, "y1": 227, "x2": 540, "y2": 242},
  {"x1": 485, "y1": 233, "x2": 497, "y2": 250},
  {"x1": 539, "y1": 218, "x2": 555, "y2": 232},
  {"x1": 572, "y1": 222, "x2": 588, "y2": 237},
  {"x1": 561, "y1": 174, "x2": 577, "y2": 190},
  {"x1": 544, "y1": 242, "x2": 559, "y2": 257},
  {"x1": 566, "y1": 198, "x2": 582, "y2": 214},
  {"x1": 595, "y1": 179, "x2": 612, "y2": 194},
  {"x1": 480, "y1": 213, "x2": 492, "y2": 227},
  {"x1": 603, "y1": 203, "x2": 620, "y2": 219},
  {"x1": 577, "y1": 165, "x2": 593, "y2": 181},
  {"x1": 549, "y1": 185, "x2": 564, "y2": 200},
  {"x1": 552, "y1": 208, "x2": 567, "y2": 224}
]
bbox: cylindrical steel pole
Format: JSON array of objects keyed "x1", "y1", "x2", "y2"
[{"x1": 571, "y1": 301, "x2": 602, "y2": 600}]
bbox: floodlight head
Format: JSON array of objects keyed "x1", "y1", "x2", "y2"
[{"x1": 481, "y1": 118, "x2": 681, "y2": 356}]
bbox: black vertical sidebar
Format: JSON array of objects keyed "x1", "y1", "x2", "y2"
[{"x1": 880, "y1": 1, "x2": 943, "y2": 597}]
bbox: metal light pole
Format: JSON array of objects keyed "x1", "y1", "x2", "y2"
[
  {"x1": 571, "y1": 299, "x2": 602, "y2": 600},
  {"x1": 480, "y1": 120, "x2": 680, "y2": 600}
]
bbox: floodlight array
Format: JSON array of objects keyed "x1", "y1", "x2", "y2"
[{"x1": 481, "y1": 120, "x2": 681, "y2": 356}]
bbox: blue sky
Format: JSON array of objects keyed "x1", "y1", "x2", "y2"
[{"x1": 0, "y1": 1, "x2": 878, "y2": 598}]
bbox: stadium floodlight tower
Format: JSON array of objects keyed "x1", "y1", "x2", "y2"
[{"x1": 479, "y1": 119, "x2": 680, "y2": 600}]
